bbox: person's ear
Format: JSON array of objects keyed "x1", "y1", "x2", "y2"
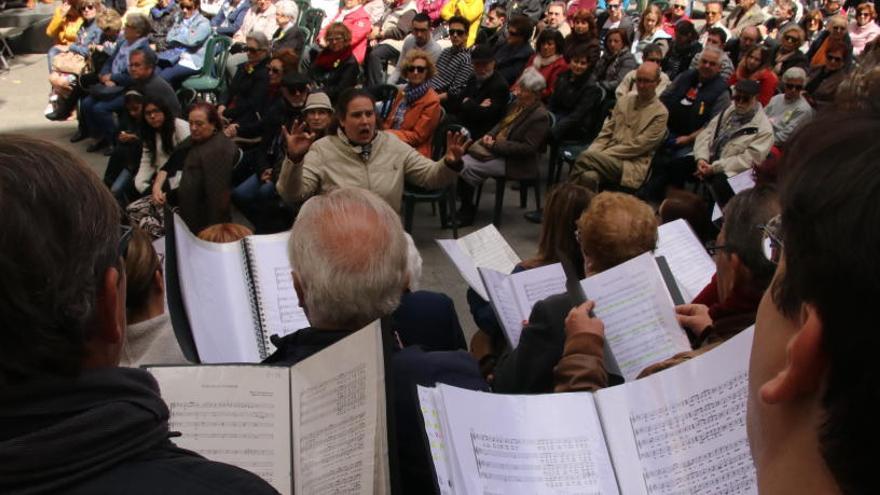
[
  {"x1": 153, "y1": 267, "x2": 165, "y2": 294},
  {"x1": 759, "y1": 303, "x2": 828, "y2": 404},
  {"x1": 96, "y1": 266, "x2": 126, "y2": 345}
]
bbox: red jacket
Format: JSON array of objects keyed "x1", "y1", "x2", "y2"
[
  {"x1": 319, "y1": 7, "x2": 372, "y2": 63},
  {"x1": 383, "y1": 88, "x2": 442, "y2": 158},
  {"x1": 523, "y1": 54, "x2": 569, "y2": 101},
  {"x1": 728, "y1": 68, "x2": 779, "y2": 107}
]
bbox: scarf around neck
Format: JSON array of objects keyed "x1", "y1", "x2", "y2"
[
  {"x1": 338, "y1": 127, "x2": 376, "y2": 161},
  {"x1": 314, "y1": 46, "x2": 354, "y2": 70},
  {"x1": 531, "y1": 53, "x2": 561, "y2": 68},
  {"x1": 392, "y1": 82, "x2": 430, "y2": 129}
]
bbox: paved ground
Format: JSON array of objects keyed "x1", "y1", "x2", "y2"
[{"x1": 0, "y1": 53, "x2": 543, "y2": 342}]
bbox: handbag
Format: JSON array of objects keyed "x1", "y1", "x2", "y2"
[
  {"x1": 467, "y1": 141, "x2": 496, "y2": 162},
  {"x1": 52, "y1": 51, "x2": 87, "y2": 75}
]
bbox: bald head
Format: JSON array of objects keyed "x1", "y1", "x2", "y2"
[
  {"x1": 740, "y1": 26, "x2": 760, "y2": 49},
  {"x1": 635, "y1": 62, "x2": 661, "y2": 100}
]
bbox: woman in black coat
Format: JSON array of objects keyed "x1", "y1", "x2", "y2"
[
  {"x1": 548, "y1": 44, "x2": 603, "y2": 143},
  {"x1": 309, "y1": 22, "x2": 360, "y2": 103}
]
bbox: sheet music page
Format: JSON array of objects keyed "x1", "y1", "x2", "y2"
[
  {"x1": 712, "y1": 171, "x2": 757, "y2": 221},
  {"x1": 581, "y1": 253, "x2": 691, "y2": 381},
  {"x1": 437, "y1": 385, "x2": 620, "y2": 495},
  {"x1": 245, "y1": 232, "x2": 310, "y2": 352},
  {"x1": 173, "y1": 216, "x2": 261, "y2": 363},
  {"x1": 655, "y1": 219, "x2": 717, "y2": 303},
  {"x1": 417, "y1": 386, "x2": 456, "y2": 495},
  {"x1": 456, "y1": 224, "x2": 521, "y2": 274},
  {"x1": 149, "y1": 365, "x2": 293, "y2": 495},
  {"x1": 290, "y1": 322, "x2": 386, "y2": 495},
  {"x1": 510, "y1": 262, "x2": 566, "y2": 316},
  {"x1": 478, "y1": 268, "x2": 525, "y2": 348},
  {"x1": 437, "y1": 239, "x2": 489, "y2": 299},
  {"x1": 595, "y1": 327, "x2": 757, "y2": 495}
]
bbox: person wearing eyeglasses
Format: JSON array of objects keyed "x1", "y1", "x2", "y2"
[
  {"x1": 383, "y1": 13, "x2": 442, "y2": 85},
  {"x1": 318, "y1": 0, "x2": 372, "y2": 63},
  {"x1": 431, "y1": 16, "x2": 474, "y2": 102},
  {"x1": 155, "y1": 0, "x2": 212, "y2": 88},
  {"x1": 382, "y1": 50, "x2": 442, "y2": 158},
  {"x1": 804, "y1": 40, "x2": 850, "y2": 109},
  {"x1": 688, "y1": 26, "x2": 735, "y2": 80},
  {"x1": 723, "y1": 0, "x2": 765, "y2": 39},
  {"x1": 440, "y1": 0, "x2": 484, "y2": 47},
  {"x1": 476, "y1": 3, "x2": 507, "y2": 48},
  {"x1": 769, "y1": 25, "x2": 809, "y2": 80},
  {"x1": 218, "y1": 32, "x2": 271, "y2": 130},
  {"x1": 799, "y1": 9, "x2": 825, "y2": 51},
  {"x1": 494, "y1": 14, "x2": 535, "y2": 85},
  {"x1": 617, "y1": 43, "x2": 672, "y2": 98},
  {"x1": 764, "y1": 67, "x2": 813, "y2": 148},
  {"x1": 596, "y1": 0, "x2": 634, "y2": 45},
  {"x1": 693, "y1": 79, "x2": 773, "y2": 182},
  {"x1": 310, "y1": 23, "x2": 361, "y2": 103},
  {"x1": 661, "y1": 0, "x2": 690, "y2": 37},
  {"x1": 848, "y1": 2, "x2": 879, "y2": 56},
  {"x1": 697, "y1": 0, "x2": 730, "y2": 47},
  {"x1": 807, "y1": 15, "x2": 852, "y2": 68}
]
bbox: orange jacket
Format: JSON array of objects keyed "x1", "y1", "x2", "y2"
[
  {"x1": 46, "y1": 6, "x2": 83, "y2": 45},
  {"x1": 383, "y1": 88, "x2": 442, "y2": 158}
]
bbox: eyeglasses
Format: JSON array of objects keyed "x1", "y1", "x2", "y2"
[
  {"x1": 245, "y1": 46, "x2": 264, "y2": 53},
  {"x1": 407, "y1": 65, "x2": 427, "y2": 74},
  {"x1": 268, "y1": 66, "x2": 282, "y2": 74},
  {"x1": 706, "y1": 240, "x2": 730, "y2": 257},
  {"x1": 785, "y1": 83, "x2": 803, "y2": 90},
  {"x1": 635, "y1": 77, "x2": 658, "y2": 83},
  {"x1": 831, "y1": 26, "x2": 846, "y2": 32},
  {"x1": 81, "y1": 4, "x2": 97, "y2": 9},
  {"x1": 783, "y1": 35, "x2": 799, "y2": 43},
  {"x1": 826, "y1": 54, "x2": 844, "y2": 62},
  {"x1": 118, "y1": 225, "x2": 133, "y2": 259},
  {"x1": 857, "y1": 12, "x2": 871, "y2": 17},
  {"x1": 284, "y1": 85, "x2": 308, "y2": 93},
  {"x1": 606, "y1": 3, "x2": 620, "y2": 8},
  {"x1": 181, "y1": 4, "x2": 196, "y2": 10},
  {"x1": 758, "y1": 215, "x2": 783, "y2": 264},
  {"x1": 673, "y1": 4, "x2": 686, "y2": 9},
  {"x1": 449, "y1": 28, "x2": 466, "y2": 36}
]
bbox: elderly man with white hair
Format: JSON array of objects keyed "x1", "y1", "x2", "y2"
[
  {"x1": 262, "y1": 187, "x2": 487, "y2": 493},
  {"x1": 764, "y1": 67, "x2": 813, "y2": 148}
]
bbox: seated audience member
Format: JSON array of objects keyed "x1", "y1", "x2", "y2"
[
  {"x1": 492, "y1": 191, "x2": 658, "y2": 393},
  {"x1": 688, "y1": 27, "x2": 735, "y2": 80},
  {"x1": 744, "y1": 107, "x2": 880, "y2": 495},
  {"x1": 383, "y1": 50, "x2": 442, "y2": 158},
  {"x1": 726, "y1": 25, "x2": 762, "y2": 68},
  {"x1": 232, "y1": 0, "x2": 277, "y2": 45},
  {"x1": 363, "y1": 0, "x2": 418, "y2": 87},
  {"x1": 564, "y1": 9, "x2": 601, "y2": 63},
  {"x1": 362, "y1": 0, "x2": 385, "y2": 25},
  {"x1": 77, "y1": 15, "x2": 152, "y2": 152},
  {"x1": 318, "y1": 0, "x2": 371, "y2": 64},
  {"x1": 632, "y1": 4, "x2": 671, "y2": 64},
  {"x1": 804, "y1": 41, "x2": 850, "y2": 109},
  {"x1": 806, "y1": 15, "x2": 852, "y2": 68},
  {"x1": 724, "y1": 0, "x2": 765, "y2": 38},
  {"x1": 121, "y1": 226, "x2": 188, "y2": 367},
  {"x1": 149, "y1": 0, "x2": 180, "y2": 53},
  {"x1": 536, "y1": 1, "x2": 570, "y2": 38},
  {"x1": 617, "y1": 43, "x2": 671, "y2": 98},
  {"x1": 698, "y1": 0, "x2": 731, "y2": 45},
  {"x1": 218, "y1": 32, "x2": 270, "y2": 130},
  {"x1": 103, "y1": 91, "x2": 147, "y2": 205},
  {"x1": 596, "y1": 28, "x2": 638, "y2": 92},
  {"x1": 445, "y1": 44, "x2": 509, "y2": 139},
  {"x1": 431, "y1": 16, "x2": 475, "y2": 102},
  {"x1": 761, "y1": 0, "x2": 797, "y2": 45},
  {"x1": 476, "y1": 3, "x2": 507, "y2": 48},
  {"x1": 262, "y1": 187, "x2": 488, "y2": 493},
  {"x1": 819, "y1": 0, "x2": 842, "y2": 20},
  {"x1": 45, "y1": 0, "x2": 83, "y2": 71},
  {"x1": 521, "y1": 28, "x2": 568, "y2": 101},
  {"x1": 729, "y1": 45, "x2": 779, "y2": 106},
  {"x1": 800, "y1": 9, "x2": 825, "y2": 48},
  {"x1": 277, "y1": 88, "x2": 470, "y2": 212},
  {"x1": 556, "y1": 186, "x2": 780, "y2": 390},
  {"x1": 385, "y1": 14, "x2": 442, "y2": 86},
  {"x1": 770, "y1": 25, "x2": 809, "y2": 79},
  {"x1": 765, "y1": 67, "x2": 813, "y2": 147},
  {"x1": 175, "y1": 103, "x2": 238, "y2": 235},
  {"x1": 661, "y1": 0, "x2": 690, "y2": 37},
  {"x1": 596, "y1": 0, "x2": 634, "y2": 45},
  {"x1": 662, "y1": 20, "x2": 701, "y2": 80},
  {"x1": 270, "y1": 1, "x2": 305, "y2": 56},
  {"x1": 156, "y1": 0, "x2": 211, "y2": 87},
  {"x1": 693, "y1": 79, "x2": 773, "y2": 181},
  {"x1": 44, "y1": 0, "x2": 103, "y2": 120},
  {"x1": 440, "y1": 0, "x2": 483, "y2": 47},
  {"x1": 197, "y1": 222, "x2": 254, "y2": 242},
  {"x1": 850, "y1": 3, "x2": 880, "y2": 57},
  {"x1": 457, "y1": 69, "x2": 550, "y2": 225},
  {"x1": 494, "y1": 14, "x2": 535, "y2": 85},
  {"x1": 211, "y1": 0, "x2": 250, "y2": 37},
  {"x1": 549, "y1": 44, "x2": 603, "y2": 143},
  {"x1": 310, "y1": 23, "x2": 362, "y2": 103},
  {"x1": 0, "y1": 135, "x2": 278, "y2": 494},
  {"x1": 570, "y1": 62, "x2": 669, "y2": 192}
]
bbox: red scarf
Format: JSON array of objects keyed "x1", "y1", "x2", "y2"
[{"x1": 313, "y1": 47, "x2": 354, "y2": 71}]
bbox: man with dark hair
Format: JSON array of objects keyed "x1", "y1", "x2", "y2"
[
  {"x1": 446, "y1": 44, "x2": 509, "y2": 139},
  {"x1": 384, "y1": 12, "x2": 442, "y2": 84},
  {"x1": 747, "y1": 109, "x2": 880, "y2": 494},
  {"x1": 476, "y1": 3, "x2": 507, "y2": 48},
  {"x1": 662, "y1": 20, "x2": 702, "y2": 80},
  {"x1": 494, "y1": 14, "x2": 535, "y2": 85},
  {"x1": 363, "y1": 0, "x2": 419, "y2": 87},
  {"x1": 431, "y1": 16, "x2": 474, "y2": 102},
  {"x1": 0, "y1": 135, "x2": 278, "y2": 494}
]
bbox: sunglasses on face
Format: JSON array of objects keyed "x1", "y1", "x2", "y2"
[
  {"x1": 857, "y1": 12, "x2": 871, "y2": 17},
  {"x1": 407, "y1": 65, "x2": 427, "y2": 74},
  {"x1": 785, "y1": 83, "x2": 804, "y2": 90},
  {"x1": 245, "y1": 46, "x2": 263, "y2": 53},
  {"x1": 81, "y1": 4, "x2": 97, "y2": 9},
  {"x1": 268, "y1": 66, "x2": 282, "y2": 74},
  {"x1": 181, "y1": 4, "x2": 195, "y2": 10},
  {"x1": 827, "y1": 54, "x2": 844, "y2": 62},
  {"x1": 607, "y1": 3, "x2": 620, "y2": 8},
  {"x1": 732, "y1": 94, "x2": 753, "y2": 103},
  {"x1": 673, "y1": 4, "x2": 686, "y2": 9},
  {"x1": 449, "y1": 28, "x2": 466, "y2": 36}
]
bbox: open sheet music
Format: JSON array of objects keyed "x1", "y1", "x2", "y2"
[
  {"x1": 581, "y1": 252, "x2": 691, "y2": 381},
  {"x1": 149, "y1": 322, "x2": 390, "y2": 495},
  {"x1": 172, "y1": 215, "x2": 309, "y2": 363},
  {"x1": 418, "y1": 327, "x2": 757, "y2": 495},
  {"x1": 478, "y1": 263, "x2": 566, "y2": 347},
  {"x1": 436, "y1": 225, "x2": 521, "y2": 300},
  {"x1": 655, "y1": 219, "x2": 716, "y2": 303}
]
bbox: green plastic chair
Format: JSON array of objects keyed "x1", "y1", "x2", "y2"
[
  {"x1": 299, "y1": 7, "x2": 326, "y2": 44},
  {"x1": 181, "y1": 35, "x2": 233, "y2": 103},
  {"x1": 294, "y1": 0, "x2": 310, "y2": 24}
]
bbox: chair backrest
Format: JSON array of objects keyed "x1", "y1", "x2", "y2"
[
  {"x1": 294, "y1": 0, "x2": 310, "y2": 24},
  {"x1": 430, "y1": 108, "x2": 449, "y2": 160},
  {"x1": 371, "y1": 83, "x2": 400, "y2": 121},
  {"x1": 300, "y1": 7, "x2": 326, "y2": 44},
  {"x1": 204, "y1": 35, "x2": 232, "y2": 81}
]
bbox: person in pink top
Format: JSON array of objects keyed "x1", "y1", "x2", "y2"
[
  {"x1": 318, "y1": 0, "x2": 371, "y2": 63},
  {"x1": 849, "y1": 2, "x2": 880, "y2": 56}
]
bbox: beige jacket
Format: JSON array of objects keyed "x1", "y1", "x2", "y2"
[
  {"x1": 694, "y1": 104, "x2": 774, "y2": 177},
  {"x1": 588, "y1": 93, "x2": 669, "y2": 189},
  {"x1": 276, "y1": 130, "x2": 458, "y2": 212}
]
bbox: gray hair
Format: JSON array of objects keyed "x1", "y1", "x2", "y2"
[
  {"x1": 721, "y1": 185, "x2": 780, "y2": 288},
  {"x1": 701, "y1": 44, "x2": 724, "y2": 60},
  {"x1": 518, "y1": 67, "x2": 547, "y2": 93},
  {"x1": 124, "y1": 13, "x2": 152, "y2": 37},
  {"x1": 404, "y1": 233, "x2": 422, "y2": 291},
  {"x1": 275, "y1": 0, "x2": 298, "y2": 18},
  {"x1": 289, "y1": 188, "x2": 408, "y2": 330},
  {"x1": 782, "y1": 66, "x2": 807, "y2": 82},
  {"x1": 246, "y1": 31, "x2": 270, "y2": 50}
]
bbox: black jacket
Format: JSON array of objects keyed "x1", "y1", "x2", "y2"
[
  {"x1": 662, "y1": 40, "x2": 703, "y2": 81},
  {"x1": 494, "y1": 41, "x2": 534, "y2": 86},
  {"x1": 0, "y1": 368, "x2": 278, "y2": 495},
  {"x1": 548, "y1": 69, "x2": 603, "y2": 142},
  {"x1": 309, "y1": 54, "x2": 360, "y2": 103},
  {"x1": 221, "y1": 57, "x2": 271, "y2": 125},
  {"x1": 447, "y1": 70, "x2": 509, "y2": 139},
  {"x1": 271, "y1": 24, "x2": 306, "y2": 56}
]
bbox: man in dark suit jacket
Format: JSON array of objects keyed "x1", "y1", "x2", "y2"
[{"x1": 445, "y1": 44, "x2": 509, "y2": 140}]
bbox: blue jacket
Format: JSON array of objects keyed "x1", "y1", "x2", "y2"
[
  {"x1": 166, "y1": 13, "x2": 212, "y2": 70},
  {"x1": 100, "y1": 36, "x2": 150, "y2": 87},
  {"x1": 211, "y1": 0, "x2": 251, "y2": 36},
  {"x1": 68, "y1": 19, "x2": 102, "y2": 58}
]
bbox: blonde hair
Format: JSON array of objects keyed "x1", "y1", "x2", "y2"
[
  {"x1": 401, "y1": 49, "x2": 437, "y2": 80},
  {"x1": 577, "y1": 192, "x2": 658, "y2": 273},
  {"x1": 197, "y1": 223, "x2": 254, "y2": 243}
]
